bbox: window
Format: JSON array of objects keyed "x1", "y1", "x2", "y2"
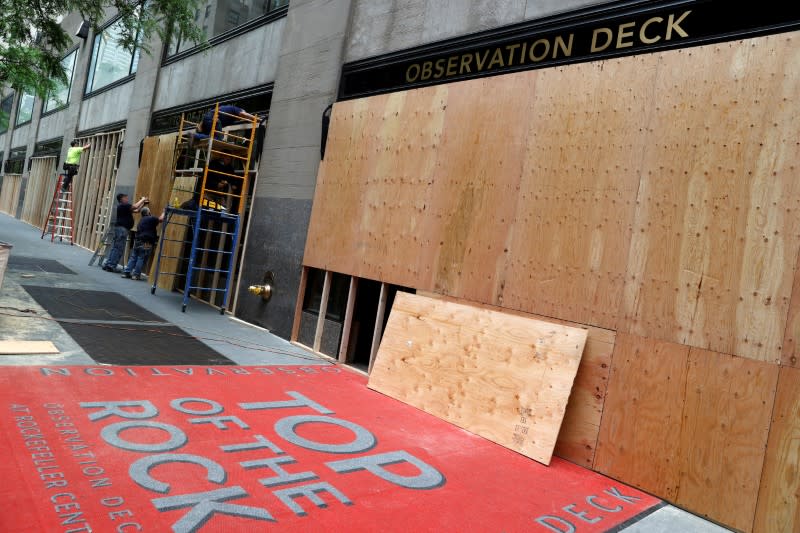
[
  {"x1": 4, "y1": 147, "x2": 26, "y2": 174},
  {"x1": 44, "y1": 49, "x2": 78, "y2": 112},
  {"x1": 0, "y1": 93, "x2": 13, "y2": 134},
  {"x1": 167, "y1": 0, "x2": 288, "y2": 57},
  {"x1": 15, "y1": 92, "x2": 34, "y2": 125},
  {"x1": 86, "y1": 18, "x2": 142, "y2": 94}
]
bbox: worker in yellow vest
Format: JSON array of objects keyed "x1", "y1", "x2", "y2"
[{"x1": 62, "y1": 140, "x2": 91, "y2": 191}]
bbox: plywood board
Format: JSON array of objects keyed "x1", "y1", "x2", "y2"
[
  {"x1": 417, "y1": 290, "x2": 613, "y2": 468},
  {"x1": 368, "y1": 292, "x2": 587, "y2": 465},
  {"x1": 781, "y1": 246, "x2": 800, "y2": 367},
  {"x1": 676, "y1": 348, "x2": 778, "y2": 532},
  {"x1": 594, "y1": 333, "x2": 690, "y2": 500},
  {"x1": 501, "y1": 56, "x2": 651, "y2": 329},
  {"x1": 0, "y1": 341, "x2": 58, "y2": 354},
  {"x1": 134, "y1": 133, "x2": 179, "y2": 217},
  {"x1": 754, "y1": 366, "x2": 800, "y2": 533},
  {"x1": 620, "y1": 35, "x2": 800, "y2": 362}
]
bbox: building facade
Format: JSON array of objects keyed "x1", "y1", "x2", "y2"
[{"x1": 1, "y1": 3, "x2": 799, "y2": 531}]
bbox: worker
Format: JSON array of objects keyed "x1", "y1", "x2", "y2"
[
  {"x1": 195, "y1": 105, "x2": 257, "y2": 140},
  {"x1": 122, "y1": 207, "x2": 164, "y2": 280},
  {"x1": 61, "y1": 140, "x2": 91, "y2": 191},
  {"x1": 103, "y1": 193, "x2": 148, "y2": 272}
]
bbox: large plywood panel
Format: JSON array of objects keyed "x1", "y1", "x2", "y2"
[
  {"x1": 620, "y1": 35, "x2": 800, "y2": 362},
  {"x1": 754, "y1": 366, "x2": 800, "y2": 533},
  {"x1": 502, "y1": 56, "x2": 653, "y2": 329},
  {"x1": 417, "y1": 290, "x2": 613, "y2": 468},
  {"x1": 134, "y1": 133, "x2": 179, "y2": 217},
  {"x1": 368, "y1": 292, "x2": 587, "y2": 465},
  {"x1": 594, "y1": 333, "x2": 689, "y2": 500},
  {"x1": 676, "y1": 348, "x2": 778, "y2": 532}
]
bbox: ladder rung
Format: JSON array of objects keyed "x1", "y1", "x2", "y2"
[{"x1": 187, "y1": 286, "x2": 226, "y2": 291}]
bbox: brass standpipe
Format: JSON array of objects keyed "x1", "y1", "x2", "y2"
[{"x1": 248, "y1": 271, "x2": 274, "y2": 302}]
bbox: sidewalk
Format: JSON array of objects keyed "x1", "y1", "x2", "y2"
[
  {"x1": 0, "y1": 212, "x2": 730, "y2": 532},
  {"x1": 0, "y1": 212, "x2": 324, "y2": 367}
]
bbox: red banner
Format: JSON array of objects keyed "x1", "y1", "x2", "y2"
[{"x1": 0, "y1": 365, "x2": 659, "y2": 532}]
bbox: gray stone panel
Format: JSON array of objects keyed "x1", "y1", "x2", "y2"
[
  {"x1": 235, "y1": 196, "x2": 312, "y2": 339},
  {"x1": 78, "y1": 82, "x2": 135, "y2": 132},
  {"x1": 345, "y1": 0, "x2": 528, "y2": 62},
  {"x1": 37, "y1": 112, "x2": 68, "y2": 142},
  {"x1": 153, "y1": 21, "x2": 285, "y2": 111},
  {"x1": 524, "y1": 0, "x2": 614, "y2": 19},
  {"x1": 10, "y1": 125, "x2": 31, "y2": 148}
]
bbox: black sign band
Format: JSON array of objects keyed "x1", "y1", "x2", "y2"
[{"x1": 339, "y1": 0, "x2": 800, "y2": 100}]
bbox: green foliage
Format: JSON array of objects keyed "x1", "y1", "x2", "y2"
[{"x1": 0, "y1": 0, "x2": 203, "y2": 98}]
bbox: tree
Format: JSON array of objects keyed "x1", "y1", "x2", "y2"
[{"x1": 0, "y1": 0, "x2": 203, "y2": 98}]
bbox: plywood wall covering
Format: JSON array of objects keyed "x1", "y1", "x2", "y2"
[
  {"x1": 306, "y1": 33, "x2": 800, "y2": 348},
  {"x1": 754, "y1": 366, "x2": 800, "y2": 533},
  {"x1": 594, "y1": 333, "x2": 689, "y2": 500},
  {"x1": 620, "y1": 37, "x2": 800, "y2": 363},
  {"x1": 676, "y1": 349, "x2": 778, "y2": 532}
]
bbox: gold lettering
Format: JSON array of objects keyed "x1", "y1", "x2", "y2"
[
  {"x1": 434, "y1": 59, "x2": 445, "y2": 78},
  {"x1": 616, "y1": 21, "x2": 635, "y2": 48},
  {"x1": 520, "y1": 42, "x2": 528, "y2": 64},
  {"x1": 488, "y1": 48, "x2": 505, "y2": 69},
  {"x1": 505, "y1": 43, "x2": 521, "y2": 66},
  {"x1": 554, "y1": 34, "x2": 574, "y2": 58},
  {"x1": 591, "y1": 27, "x2": 613, "y2": 52},
  {"x1": 459, "y1": 54, "x2": 474, "y2": 74},
  {"x1": 666, "y1": 10, "x2": 691, "y2": 40},
  {"x1": 639, "y1": 16, "x2": 663, "y2": 44},
  {"x1": 446, "y1": 55, "x2": 459, "y2": 76},
  {"x1": 475, "y1": 50, "x2": 490, "y2": 71},
  {"x1": 420, "y1": 61, "x2": 433, "y2": 80},
  {"x1": 406, "y1": 64, "x2": 421, "y2": 83},
  {"x1": 529, "y1": 38, "x2": 550, "y2": 62}
]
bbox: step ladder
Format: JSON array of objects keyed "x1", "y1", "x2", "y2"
[{"x1": 41, "y1": 174, "x2": 75, "y2": 245}]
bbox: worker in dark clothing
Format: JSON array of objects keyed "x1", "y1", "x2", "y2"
[
  {"x1": 104, "y1": 193, "x2": 148, "y2": 272},
  {"x1": 196, "y1": 105, "x2": 257, "y2": 139},
  {"x1": 122, "y1": 207, "x2": 164, "y2": 280},
  {"x1": 180, "y1": 154, "x2": 237, "y2": 211}
]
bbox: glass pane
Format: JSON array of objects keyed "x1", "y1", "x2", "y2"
[
  {"x1": 45, "y1": 49, "x2": 78, "y2": 112},
  {"x1": 16, "y1": 93, "x2": 34, "y2": 124},
  {"x1": 0, "y1": 94, "x2": 13, "y2": 134},
  {"x1": 87, "y1": 20, "x2": 137, "y2": 93}
]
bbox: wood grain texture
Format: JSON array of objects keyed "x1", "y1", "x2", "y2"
[
  {"x1": 676, "y1": 348, "x2": 778, "y2": 532},
  {"x1": 781, "y1": 246, "x2": 800, "y2": 367},
  {"x1": 20, "y1": 157, "x2": 57, "y2": 229},
  {"x1": 0, "y1": 174, "x2": 22, "y2": 216},
  {"x1": 417, "y1": 290, "x2": 613, "y2": 468},
  {"x1": 754, "y1": 366, "x2": 800, "y2": 533},
  {"x1": 368, "y1": 292, "x2": 587, "y2": 465},
  {"x1": 620, "y1": 35, "x2": 800, "y2": 362},
  {"x1": 594, "y1": 333, "x2": 690, "y2": 500},
  {"x1": 0, "y1": 341, "x2": 58, "y2": 354},
  {"x1": 502, "y1": 57, "x2": 650, "y2": 329}
]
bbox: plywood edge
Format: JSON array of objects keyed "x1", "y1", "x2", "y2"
[{"x1": 0, "y1": 341, "x2": 59, "y2": 354}]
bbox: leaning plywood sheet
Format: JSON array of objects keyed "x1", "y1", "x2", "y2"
[
  {"x1": 368, "y1": 292, "x2": 587, "y2": 465},
  {"x1": 0, "y1": 341, "x2": 58, "y2": 354}
]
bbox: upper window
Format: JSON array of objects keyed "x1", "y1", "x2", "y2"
[
  {"x1": 45, "y1": 49, "x2": 78, "y2": 112},
  {"x1": 0, "y1": 93, "x2": 13, "y2": 134},
  {"x1": 167, "y1": 0, "x2": 288, "y2": 57},
  {"x1": 15, "y1": 92, "x2": 34, "y2": 126},
  {"x1": 86, "y1": 19, "x2": 142, "y2": 94}
]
